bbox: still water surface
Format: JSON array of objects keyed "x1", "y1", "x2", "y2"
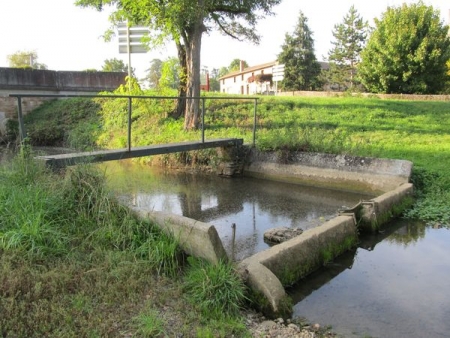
[
  {"x1": 101, "y1": 161, "x2": 450, "y2": 338},
  {"x1": 291, "y1": 220, "x2": 450, "y2": 338},
  {"x1": 100, "y1": 160, "x2": 369, "y2": 261}
]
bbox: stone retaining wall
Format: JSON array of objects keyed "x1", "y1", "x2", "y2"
[{"x1": 278, "y1": 90, "x2": 450, "y2": 101}]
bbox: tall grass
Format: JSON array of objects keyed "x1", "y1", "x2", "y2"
[
  {"x1": 0, "y1": 147, "x2": 250, "y2": 336},
  {"x1": 0, "y1": 145, "x2": 68, "y2": 257},
  {"x1": 183, "y1": 257, "x2": 247, "y2": 319}
]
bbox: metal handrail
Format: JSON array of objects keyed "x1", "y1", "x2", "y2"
[{"x1": 9, "y1": 93, "x2": 259, "y2": 148}]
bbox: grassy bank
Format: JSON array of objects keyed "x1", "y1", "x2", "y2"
[
  {"x1": 0, "y1": 149, "x2": 249, "y2": 337},
  {"x1": 22, "y1": 89, "x2": 450, "y2": 225}
]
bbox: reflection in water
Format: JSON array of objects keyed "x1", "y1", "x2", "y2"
[
  {"x1": 101, "y1": 160, "x2": 370, "y2": 261},
  {"x1": 289, "y1": 221, "x2": 426, "y2": 303},
  {"x1": 358, "y1": 219, "x2": 427, "y2": 251},
  {"x1": 292, "y1": 220, "x2": 450, "y2": 338}
]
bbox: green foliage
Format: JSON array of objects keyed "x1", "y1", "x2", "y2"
[
  {"x1": 405, "y1": 190, "x2": 450, "y2": 225},
  {"x1": 145, "y1": 58, "x2": 163, "y2": 88},
  {"x1": 0, "y1": 148, "x2": 68, "y2": 257},
  {"x1": 327, "y1": 6, "x2": 368, "y2": 91},
  {"x1": 7, "y1": 50, "x2": 47, "y2": 69},
  {"x1": 183, "y1": 257, "x2": 247, "y2": 319},
  {"x1": 76, "y1": 0, "x2": 283, "y2": 129},
  {"x1": 159, "y1": 57, "x2": 182, "y2": 90},
  {"x1": 405, "y1": 169, "x2": 450, "y2": 224},
  {"x1": 228, "y1": 59, "x2": 249, "y2": 72},
  {"x1": 0, "y1": 250, "x2": 159, "y2": 337},
  {"x1": 278, "y1": 11, "x2": 322, "y2": 91},
  {"x1": 1, "y1": 152, "x2": 249, "y2": 336},
  {"x1": 4, "y1": 119, "x2": 19, "y2": 143},
  {"x1": 101, "y1": 57, "x2": 130, "y2": 74},
  {"x1": 358, "y1": 1, "x2": 450, "y2": 94},
  {"x1": 136, "y1": 229, "x2": 183, "y2": 277},
  {"x1": 195, "y1": 318, "x2": 249, "y2": 338}
]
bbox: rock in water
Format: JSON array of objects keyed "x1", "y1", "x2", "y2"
[{"x1": 264, "y1": 227, "x2": 303, "y2": 244}]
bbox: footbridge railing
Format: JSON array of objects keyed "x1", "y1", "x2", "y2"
[{"x1": 9, "y1": 93, "x2": 260, "y2": 149}]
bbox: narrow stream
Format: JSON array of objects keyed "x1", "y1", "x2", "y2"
[{"x1": 99, "y1": 160, "x2": 450, "y2": 338}]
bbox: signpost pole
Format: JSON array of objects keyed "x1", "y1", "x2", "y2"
[{"x1": 127, "y1": 23, "x2": 132, "y2": 92}]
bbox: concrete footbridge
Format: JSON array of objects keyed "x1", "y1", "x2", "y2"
[{"x1": 35, "y1": 138, "x2": 243, "y2": 168}]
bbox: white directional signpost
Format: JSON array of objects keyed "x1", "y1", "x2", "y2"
[
  {"x1": 117, "y1": 22, "x2": 149, "y2": 90},
  {"x1": 272, "y1": 64, "x2": 285, "y2": 95},
  {"x1": 117, "y1": 22, "x2": 150, "y2": 150}
]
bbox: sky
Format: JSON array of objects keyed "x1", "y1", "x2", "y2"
[{"x1": 1, "y1": 0, "x2": 449, "y2": 80}]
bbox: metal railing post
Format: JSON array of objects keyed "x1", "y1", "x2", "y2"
[
  {"x1": 253, "y1": 98, "x2": 258, "y2": 147},
  {"x1": 201, "y1": 98, "x2": 205, "y2": 143},
  {"x1": 127, "y1": 97, "x2": 132, "y2": 151},
  {"x1": 16, "y1": 96, "x2": 27, "y2": 141}
]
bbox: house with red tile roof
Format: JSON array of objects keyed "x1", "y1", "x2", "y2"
[{"x1": 219, "y1": 60, "x2": 281, "y2": 95}]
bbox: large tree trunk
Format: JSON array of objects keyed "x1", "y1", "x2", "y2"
[
  {"x1": 183, "y1": 14, "x2": 205, "y2": 130},
  {"x1": 172, "y1": 42, "x2": 187, "y2": 119}
]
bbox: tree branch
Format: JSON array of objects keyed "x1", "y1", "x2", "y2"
[{"x1": 210, "y1": 13, "x2": 243, "y2": 41}]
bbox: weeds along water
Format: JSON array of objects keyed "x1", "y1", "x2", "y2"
[{"x1": 0, "y1": 150, "x2": 250, "y2": 337}]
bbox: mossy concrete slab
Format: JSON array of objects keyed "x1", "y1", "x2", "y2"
[{"x1": 238, "y1": 215, "x2": 357, "y2": 318}]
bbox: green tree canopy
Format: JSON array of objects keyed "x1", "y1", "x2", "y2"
[
  {"x1": 76, "y1": 0, "x2": 282, "y2": 130},
  {"x1": 218, "y1": 66, "x2": 229, "y2": 78},
  {"x1": 327, "y1": 6, "x2": 368, "y2": 90},
  {"x1": 278, "y1": 11, "x2": 322, "y2": 91},
  {"x1": 159, "y1": 57, "x2": 181, "y2": 90},
  {"x1": 228, "y1": 59, "x2": 249, "y2": 72},
  {"x1": 145, "y1": 58, "x2": 163, "y2": 89},
  {"x1": 358, "y1": 2, "x2": 450, "y2": 94},
  {"x1": 7, "y1": 50, "x2": 47, "y2": 70},
  {"x1": 101, "y1": 58, "x2": 129, "y2": 73},
  {"x1": 209, "y1": 68, "x2": 220, "y2": 91}
]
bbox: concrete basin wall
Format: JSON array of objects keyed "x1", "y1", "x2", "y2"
[
  {"x1": 358, "y1": 183, "x2": 415, "y2": 232},
  {"x1": 238, "y1": 215, "x2": 357, "y2": 317},
  {"x1": 130, "y1": 208, "x2": 228, "y2": 265},
  {"x1": 244, "y1": 149, "x2": 413, "y2": 194},
  {"x1": 127, "y1": 149, "x2": 415, "y2": 319}
]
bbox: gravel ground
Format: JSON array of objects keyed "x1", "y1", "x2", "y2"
[{"x1": 245, "y1": 312, "x2": 338, "y2": 338}]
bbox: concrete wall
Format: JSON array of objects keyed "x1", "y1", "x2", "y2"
[
  {"x1": 244, "y1": 149, "x2": 413, "y2": 194},
  {"x1": 0, "y1": 67, "x2": 126, "y2": 137},
  {"x1": 131, "y1": 208, "x2": 229, "y2": 265},
  {"x1": 0, "y1": 67, "x2": 126, "y2": 93},
  {"x1": 278, "y1": 90, "x2": 450, "y2": 101},
  {"x1": 238, "y1": 215, "x2": 358, "y2": 318}
]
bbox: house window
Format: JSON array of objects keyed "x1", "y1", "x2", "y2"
[
  {"x1": 234, "y1": 76, "x2": 236, "y2": 83},
  {"x1": 241, "y1": 74, "x2": 244, "y2": 81}
]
